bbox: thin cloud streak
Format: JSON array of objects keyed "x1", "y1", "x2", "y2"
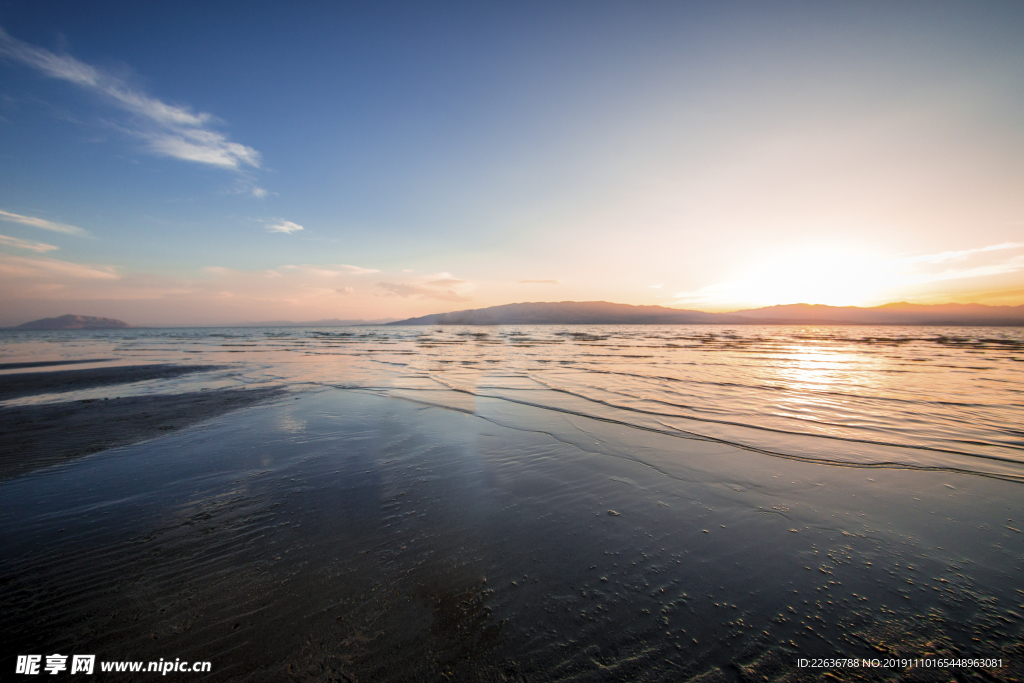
[
  {"x1": 519, "y1": 279, "x2": 559, "y2": 284},
  {"x1": 0, "y1": 254, "x2": 119, "y2": 279},
  {"x1": 904, "y1": 242, "x2": 1024, "y2": 265},
  {"x1": 377, "y1": 282, "x2": 470, "y2": 302},
  {"x1": 146, "y1": 130, "x2": 260, "y2": 169},
  {"x1": 0, "y1": 209, "x2": 90, "y2": 237},
  {"x1": 0, "y1": 26, "x2": 260, "y2": 170},
  {"x1": 272, "y1": 264, "x2": 379, "y2": 276},
  {"x1": 901, "y1": 255, "x2": 1024, "y2": 286},
  {"x1": 0, "y1": 234, "x2": 59, "y2": 252},
  {"x1": 266, "y1": 220, "x2": 304, "y2": 234},
  {"x1": 339, "y1": 265, "x2": 380, "y2": 275}
]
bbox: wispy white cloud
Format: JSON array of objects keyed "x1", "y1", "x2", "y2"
[
  {"x1": 339, "y1": 264, "x2": 380, "y2": 275},
  {"x1": 224, "y1": 179, "x2": 270, "y2": 198},
  {"x1": 275, "y1": 263, "x2": 379, "y2": 276},
  {"x1": 146, "y1": 129, "x2": 260, "y2": 169},
  {"x1": 427, "y1": 277, "x2": 467, "y2": 287},
  {"x1": 903, "y1": 242, "x2": 1023, "y2": 265},
  {"x1": 0, "y1": 234, "x2": 58, "y2": 252},
  {"x1": 0, "y1": 209, "x2": 90, "y2": 236},
  {"x1": 377, "y1": 282, "x2": 470, "y2": 302},
  {"x1": 0, "y1": 26, "x2": 260, "y2": 170},
  {"x1": 266, "y1": 220, "x2": 303, "y2": 234},
  {"x1": 0, "y1": 254, "x2": 118, "y2": 279},
  {"x1": 519, "y1": 279, "x2": 559, "y2": 284},
  {"x1": 900, "y1": 254, "x2": 1024, "y2": 286}
]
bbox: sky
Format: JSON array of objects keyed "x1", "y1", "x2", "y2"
[{"x1": 1, "y1": 0, "x2": 1022, "y2": 326}]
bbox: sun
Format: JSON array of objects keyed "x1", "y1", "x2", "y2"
[{"x1": 723, "y1": 244, "x2": 901, "y2": 308}]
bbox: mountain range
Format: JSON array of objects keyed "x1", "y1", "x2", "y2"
[
  {"x1": 389, "y1": 301, "x2": 1024, "y2": 326},
  {"x1": 10, "y1": 303, "x2": 1024, "y2": 329}
]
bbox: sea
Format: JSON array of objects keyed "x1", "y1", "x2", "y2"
[
  {"x1": 1, "y1": 324, "x2": 1022, "y2": 680},
  {"x1": 2, "y1": 324, "x2": 1022, "y2": 480}
]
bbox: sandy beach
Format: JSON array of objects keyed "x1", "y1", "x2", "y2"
[
  {"x1": 1, "y1": 370, "x2": 1021, "y2": 681},
  {"x1": 0, "y1": 364, "x2": 285, "y2": 480}
]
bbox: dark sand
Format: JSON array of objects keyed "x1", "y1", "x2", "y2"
[
  {"x1": 0, "y1": 363, "x2": 227, "y2": 401},
  {"x1": 1, "y1": 389, "x2": 1020, "y2": 681},
  {"x1": 0, "y1": 387, "x2": 287, "y2": 480},
  {"x1": 0, "y1": 358, "x2": 116, "y2": 371}
]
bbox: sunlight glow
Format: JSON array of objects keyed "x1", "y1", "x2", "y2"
[
  {"x1": 738, "y1": 246, "x2": 898, "y2": 307},
  {"x1": 674, "y1": 245, "x2": 902, "y2": 309},
  {"x1": 672, "y1": 238, "x2": 1024, "y2": 310}
]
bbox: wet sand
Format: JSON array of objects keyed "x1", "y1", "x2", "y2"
[
  {"x1": 1, "y1": 388, "x2": 1020, "y2": 681},
  {"x1": 0, "y1": 358, "x2": 116, "y2": 371},
  {"x1": 0, "y1": 363, "x2": 226, "y2": 401},
  {"x1": 0, "y1": 387, "x2": 287, "y2": 480}
]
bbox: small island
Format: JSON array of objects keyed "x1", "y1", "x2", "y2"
[{"x1": 13, "y1": 314, "x2": 131, "y2": 330}]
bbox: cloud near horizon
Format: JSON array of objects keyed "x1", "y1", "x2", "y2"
[
  {"x1": 904, "y1": 242, "x2": 1024, "y2": 265},
  {"x1": 0, "y1": 209, "x2": 90, "y2": 237},
  {"x1": 0, "y1": 253, "x2": 119, "y2": 280},
  {"x1": 377, "y1": 281, "x2": 470, "y2": 302},
  {"x1": 0, "y1": 26, "x2": 260, "y2": 171},
  {"x1": 274, "y1": 263, "x2": 380, "y2": 276},
  {"x1": 519, "y1": 279, "x2": 559, "y2": 284},
  {"x1": 426, "y1": 277, "x2": 467, "y2": 287},
  {"x1": 339, "y1": 264, "x2": 380, "y2": 275},
  {"x1": 0, "y1": 234, "x2": 59, "y2": 252}
]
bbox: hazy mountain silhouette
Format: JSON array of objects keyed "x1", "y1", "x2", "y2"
[
  {"x1": 14, "y1": 315, "x2": 131, "y2": 330},
  {"x1": 390, "y1": 302, "x2": 746, "y2": 325},
  {"x1": 390, "y1": 301, "x2": 1024, "y2": 326}
]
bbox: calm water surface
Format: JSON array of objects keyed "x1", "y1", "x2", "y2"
[{"x1": 2, "y1": 324, "x2": 1022, "y2": 481}]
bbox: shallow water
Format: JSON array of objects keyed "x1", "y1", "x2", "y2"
[
  {"x1": 2, "y1": 324, "x2": 1022, "y2": 479},
  {"x1": 1, "y1": 325, "x2": 1022, "y2": 680}
]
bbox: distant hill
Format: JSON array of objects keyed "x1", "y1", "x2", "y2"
[
  {"x1": 731, "y1": 302, "x2": 1024, "y2": 326},
  {"x1": 390, "y1": 301, "x2": 1024, "y2": 326},
  {"x1": 14, "y1": 315, "x2": 131, "y2": 330},
  {"x1": 389, "y1": 301, "x2": 744, "y2": 325},
  {"x1": 223, "y1": 317, "x2": 399, "y2": 327}
]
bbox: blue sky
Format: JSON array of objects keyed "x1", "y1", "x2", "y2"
[{"x1": 1, "y1": 1, "x2": 1023, "y2": 325}]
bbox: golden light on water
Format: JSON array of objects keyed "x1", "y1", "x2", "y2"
[{"x1": 766, "y1": 342, "x2": 877, "y2": 437}]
